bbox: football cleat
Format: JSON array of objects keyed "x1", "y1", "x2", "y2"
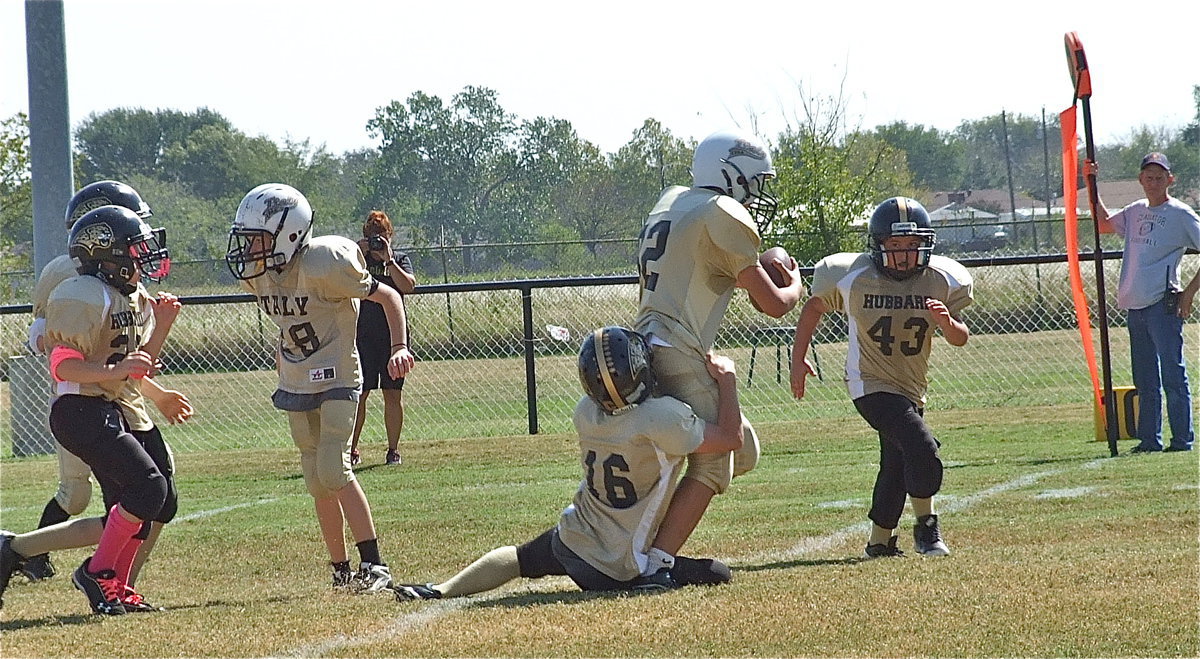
[
  {"x1": 913, "y1": 514, "x2": 950, "y2": 556},
  {"x1": 385, "y1": 449, "x2": 402, "y2": 466},
  {"x1": 349, "y1": 449, "x2": 362, "y2": 467},
  {"x1": 355, "y1": 562, "x2": 393, "y2": 593},
  {"x1": 331, "y1": 561, "x2": 354, "y2": 589},
  {"x1": 671, "y1": 556, "x2": 732, "y2": 586},
  {"x1": 20, "y1": 553, "x2": 56, "y2": 581},
  {"x1": 121, "y1": 585, "x2": 163, "y2": 613},
  {"x1": 863, "y1": 535, "x2": 905, "y2": 559},
  {"x1": 71, "y1": 558, "x2": 126, "y2": 615},
  {"x1": 393, "y1": 583, "x2": 442, "y2": 601}
]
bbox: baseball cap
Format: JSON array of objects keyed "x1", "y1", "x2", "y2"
[{"x1": 1140, "y1": 152, "x2": 1171, "y2": 172}]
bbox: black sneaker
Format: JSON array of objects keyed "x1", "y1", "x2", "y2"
[
  {"x1": 385, "y1": 449, "x2": 402, "y2": 466},
  {"x1": 0, "y1": 530, "x2": 21, "y2": 609},
  {"x1": 1164, "y1": 445, "x2": 1193, "y2": 452},
  {"x1": 71, "y1": 558, "x2": 126, "y2": 615},
  {"x1": 1129, "y1": 444, "x2": 1162, "y2": 454},
  {"x1": 21, "y1": 553, "x2": 56, "y2": 581},
  {"x1": 672, "y1": 556, "x2": 732, "y2": 586},
  {"x1": 630, "y1": 567, "x2": 677, "y2": 592},
  {"x1": 331, "y1": 561, "x2": 354, "y2": 589},
  {"x1": 913, "y1": 514, "x2": 951, "y2": 556},
  {"x1": 393, "y1": 583, "x2": 442, "y2": 601},
  {"x1": 863, "y1": 535, "x2": 905, "y2": 559}
]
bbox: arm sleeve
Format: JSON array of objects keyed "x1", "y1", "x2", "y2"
[{"x1": 704, "y1": 197, "x2": 761, "y2": 279}]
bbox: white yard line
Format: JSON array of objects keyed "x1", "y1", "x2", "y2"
[
  {"x1": 283, "y1": 462, "x2": 1096, "y2": 657},
  {"x1": 174, "y1": 497, "x2": 283, "y2": 523}
]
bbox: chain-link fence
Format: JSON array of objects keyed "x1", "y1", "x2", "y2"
[{"x1": 4, "y1": 245, "x2": 1196, "y2": 459}]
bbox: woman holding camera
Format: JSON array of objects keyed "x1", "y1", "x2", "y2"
[{"x1": 352, "y1": 210, "x2": 417, "y2": 466}]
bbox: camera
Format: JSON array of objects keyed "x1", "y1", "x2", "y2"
[{"x1": 367, "y1": 235, "x2": 388, "y2": 252}]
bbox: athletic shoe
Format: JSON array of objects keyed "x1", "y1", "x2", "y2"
[
  {"x1": 672, "y1": 556, "x2": 732, "y2": 586},
  {"x1": 121, "y1": 585, "x2": 163, "y2": 613},
  {"x1": 393, "y1": 583, "x2": 442, "y2": 601},
  {"x1": 631, "y1": 567, "x2": 677, "y2": 592},
  {"x1": 355, "y1": 562, "x2": 393, "y2": 593},
  {"x1": 1128, "y1": 444, "x2": 1161, "y2": 454},
  {"x1": 385, "y1": 449, "x2": 402, "y2": 466},
  {"x1": 863, "y1": 535, "x2": 905, "y2": 559},
  {"x1": 349, "y1": 449, "x2": 362, "y2": 466},
  {"x1": 0, "y1": 530, "x2": 20, "y2": 609},
  {"x1": 1164, "y1": 445, "x2": 1193, "y2": 452},
  {"x1": 913, "y1": 514, "x2": 951, "y2": 556},
  {"x1": 20, "y1": 553, "x2": 56, "y2": 581},
  {"x1": 331, "y1": 561, "x2": 354, "y2": 589},
  {"x1": 71, "y1": 558, "x2": 126, "y2": 615}
]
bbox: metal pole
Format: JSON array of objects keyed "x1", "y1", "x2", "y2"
[
  {"x1": 520, "y1": 286, "x2": 539, "y2": 434},
  {"x1": 26, "y1": 0, "x2": 74, "y2": 275}
]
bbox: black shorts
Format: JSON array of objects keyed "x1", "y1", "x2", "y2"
[
  {"x1": 357, "y1": 333, "x2": 405, "y2": 391},
  {"x1": 516, "y1": 527, "x2": 647, "y2": 592}
]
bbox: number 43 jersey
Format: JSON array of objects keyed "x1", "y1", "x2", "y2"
[
  {"x1": 558, "y1": 395, "x2": 707, "y2": 582},
  {"x1": 239, "y1": 235, "x2": 375, "y2": 395},
  {"x1": 810, "y1": 252, "x2": 973, "y2": 406}
]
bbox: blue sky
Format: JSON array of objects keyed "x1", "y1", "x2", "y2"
[{"x1": 3, "y1": 0, "x2": 1196, "y2": 155}]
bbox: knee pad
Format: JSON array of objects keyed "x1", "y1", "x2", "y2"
[
  {"x1": 731, "y1": 416, "x2": 760, "y2": 478},
  {"x1": 55, "y1": 447, "x2": 93, "y2": 515},
  {"x1": 55, "y1": 477, "x2": 92, "y2": 516},
  {"x1": 154, "y1": 484, "x2": 178, "y2": 524},
  {"x1": 684, "y1": 451, "x2": 734, "y2": 495},
  {"x1": 124, "y1": 467, "x2": 169, "y2": 521},
  {"x1": 517, "y1": 529, "x2": 559, "y2": 579}
]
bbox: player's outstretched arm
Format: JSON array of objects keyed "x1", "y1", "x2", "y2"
[
  {"x1": 141, "y1": 377, "x2": 195, "y2": 425},
  {"x1": 790, "y1": 297, "x2": 828, "y2": 399}
]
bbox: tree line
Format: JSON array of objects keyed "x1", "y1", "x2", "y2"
[{"x1": 1, "y1": 84, "x2": 1197, "y2": 273}]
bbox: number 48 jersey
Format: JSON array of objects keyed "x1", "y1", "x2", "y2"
[
  {"x1": 239, "y1": 235, "x2": 375, "y2": 394},
  {"x1": 811, "y1": 252, "x2": 973, "y2": 406}
]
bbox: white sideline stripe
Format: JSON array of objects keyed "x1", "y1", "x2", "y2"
[
  {"x1": 174, "y1": 497, "x2": 282, "y2": 522},
  {"x1": 281, "y1": 464, "x2": 1086, "y2": 657}
]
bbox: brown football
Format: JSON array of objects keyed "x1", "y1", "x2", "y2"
[{"x1": 759, "y1": 246, "x2": 795, "y2": 287}]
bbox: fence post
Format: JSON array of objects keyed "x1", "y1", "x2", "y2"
[
  {"x1": 520, "y1": 285, "x2": 538, "y2": 434},
  {"x1": 9, "y1": 354, "x2": 54, "y2": 456}
]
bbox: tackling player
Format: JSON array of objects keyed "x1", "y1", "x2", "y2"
[
  {"x1": 790, "y1": 197, "x2": 973, "y2": 557},
  {"x1": 391, "y1": 327, "x2": 743, "y2": 600},
  {"x1": 5, "y1": 181, "x2": 190, "y2": 595},
  {"x1": 32, "y1": 205, "x2": 180, "y2": 615},
  {"x1": 634, "y1": 130, "x2": 804, "y2": 560},
  {"x1": 225, "y1": 183, "x2": 414, "y2": 592}
]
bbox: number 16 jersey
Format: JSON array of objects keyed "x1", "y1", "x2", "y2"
[{"x1": 810, "y1": 252, "x2": 973, "y2": 406}]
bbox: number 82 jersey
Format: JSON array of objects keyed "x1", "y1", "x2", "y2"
[{"x1": 811, "y1": 252, "x2": 973, "y2": 406}]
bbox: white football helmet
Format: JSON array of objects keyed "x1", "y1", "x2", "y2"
[
  {"x1": 226, "y1": 183, "x2": 313, "y2": 280},
  {"x1": 691, "y1": 130, "x2": 778, "y2": 232}
]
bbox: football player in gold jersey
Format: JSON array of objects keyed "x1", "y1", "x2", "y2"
[
  {"x1": 226, "y1": 183, "x2": 414, "y2": 592},
  {"x1": 34, "y1": 205, "x2": 179, "y2": 615},
  {"x1": 9, "y1": 181, "x2": 190, "y2": 595},
  {"x1": 634, "y1": 130, "x2": 804, "y2": 559},
  {"x1": 790, "y1": 197, "x2": 973, "y2": 558},
  {"x1": 392, "y1": 327, "x2": 743, "y2": 600}
]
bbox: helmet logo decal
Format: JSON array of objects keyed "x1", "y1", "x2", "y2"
[
  {"x1": 262, "y1": 195, "x2": 298, "y2": 223},
  {"x1": 72, "y1": 222, "x2": 115, "y2": 255},
  {"x1": 896, "y1": 197, "x2": 910, "y2": 221},
  {"x1": 70, "y1": 197, "x2": 112, "y2": 223},
  {"x1": 727, "y1": 139, "x2": 767, "y2": 161}
]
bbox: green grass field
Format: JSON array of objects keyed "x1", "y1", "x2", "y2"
[{"x1": 1, "y1": 403, "x2": 1196, "y2": 657}]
